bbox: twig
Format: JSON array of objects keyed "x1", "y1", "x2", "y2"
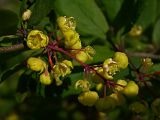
[
  {"x1": 126, "y1": 51, "x2": 160, "y2": 60},
  {"x1": 47, "y1": 44, "x2": 124, "y2": 88},
  {"x1": 0, "y1": 43, "x2": 24, "y2": 53}
]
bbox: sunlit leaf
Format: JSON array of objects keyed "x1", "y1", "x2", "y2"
[{"x1": 53, "y1": 0, "x2": 109, "y2": 40}]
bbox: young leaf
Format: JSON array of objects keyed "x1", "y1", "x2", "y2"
[
  {"x1": 53, "y1": 0, "x2": 109, "y2": 40},
  {"x1": 102, "y1": 0, "x2": 124, "y2": 22},
  {"x1": 28, "y1": 0, "x2": 54, "y2": 26}
]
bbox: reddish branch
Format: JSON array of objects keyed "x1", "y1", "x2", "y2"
[
  {"x1": 0, "y1": 43, "x2": 24, "y2": 53},
  {"x1": 47, "y1": 42, "x2": 124, "y2": 88}
]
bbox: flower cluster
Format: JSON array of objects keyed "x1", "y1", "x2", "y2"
[
  {"x1": 25, "y1": 16, "x2": 141, "y2": 111},
  {"x1": 57, "y1": 16, "x2": 95, "y2": 63},
  {"x1": 51, "y1": 60, "x2": 73, "y2": 86},
  {"x1": 27, "y1": 57, "x2": 52, "y2": 85}
]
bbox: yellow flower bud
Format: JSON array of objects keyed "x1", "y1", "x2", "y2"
[
  {"x1": 129, "y1": 101, "x2": 147, "y2": 114},
  {"x1": 27, "y1": 30, "x2": 49, "y2": 49},
  {"x1": 113, "y1": 52, "x2": 128, "y2": 69},
  {"x1": 70, "y1": 41, "x2": 82, "y2": 49},
  {"x1": 75, "y1": 80, "x2": 90, "y2": 92},
  {"x1": 129, "y1": 25, "x2": 143, "y2": 37},
  {"x1": 62, "y1": 60, "x2": 73, "y2": 69},
  {"x1": 57, "y1": 16, "x2": 76, "y2": 32},
  {"x1": 22, "y1": 9, "x2": 32, "y2": 21},
  {"x1": 96, "y1": 83, "x2": 103, "y2": 91},
  {"x1": 52, "y1": 60, "x2": 73, "y2": 85},
  {"x1": 115, "y1": 79, "x2": 127, "y2": 92},
  {"x1": 110, "y1": 93, "x2": 126, "y2": 106},
  {"x1": 63, "y1": 30, "x2": 82, "y2": 49},
  {"x1": 40, "y1": 71, "x2": 52, "y2": 85},
  {"x1": 142, "y1": 58, "x2": 153, "y2": 67},
  {"x1": 123, "y1": 81, "x2": 139, "y2": 97},
  {"x1": 76, "y1": 51, "x2": 89, "y2": 63},
  {"x1": 95, "y1": 96, "x2": 116, "y2": 112},
  {"x1": 103, "y1": 58, "x2": 119, "y2": 80},
  {"x1": 27, "y1": 57, "x2": 46, "y2": 73},
  {"x1": 151, "y1": 98, "x2": 160, "y2": 115},
  {"x1": 78, "y1": 91, "x2": 99, "y2": 107},
  {"x1": 85, "y1": 46, "x2": 95, "y2": 57}
]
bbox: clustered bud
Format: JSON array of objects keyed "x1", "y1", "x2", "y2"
[
  {"x1": 27, "y1": 57, "x2": 46, "y2": 73},
  {"x1": 57, "y1": 16, "x2": 95, "y2": 63},
  {"x1": 27, "y1": 57, "x2": 52, "y2": 85},
  {"x1": 22, "y1": 9, "x2": 32, "y2": 21},
  {"x1": 92, "y1": 52, "x2": 129, "y2": 80},
  {"x1": 51, "y1": 60, "x2": 73, "y2": 86},
  {"x1": 78, "y1": 91, "x2": 99, "y2": 107},
  {"x1": 129, "y1": 25, "x2": 143, "y2": 36},
  {"x1": 25, "y1": 16, "x2": 143, "y2": 113}
]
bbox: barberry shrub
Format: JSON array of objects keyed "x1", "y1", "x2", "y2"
[{"x1": 0, "y1": 0, "x2": 160, "y2": 120}]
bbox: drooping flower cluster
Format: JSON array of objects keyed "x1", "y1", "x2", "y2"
[
  {"x1": 25, "y1": 16, "x2": 141, "y2": 111},
  {"x1": 57, "y1": 16, "x2": 95, "y2": 63},
  {"x1": 51, "y1": 60, "x2": 73, "y2": 86}
]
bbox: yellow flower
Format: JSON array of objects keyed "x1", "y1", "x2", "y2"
[
  {"x1": 115, "y1": 79, "x2": 127, "y2": 92},
  {"x1": 95, "y1": 96, "x2": 116, "y2": 112},
  {"x1": 40, "y1": 71, "x2": 52, "y2": 85},
  {"x1": 63, "y1": 30, "x2": 82, "y2": 49},
  {"x1": 103, "y1": 58, "x2": 119, "y2": 80},
  {"x1": 52, "y1": 60, "x2": 73, "y2": 86},
  {"x1": 129, "y1": 25, "x2": 143, "y2": 37},
  {"x1": 22, "y1": 9, "x2": 32, "y2": 21},
  {"x1": 78, "y1": 91, "x2": 99, "y2": 107},
  {"x1": 75, "y1": 80, "x2": 90, "y2": 92},
  {"x1": 123, "y1": 81, "x2": 139, "y2": 97},
  {"x1": 27, "y1": 57, "x2": 46, "y2": 73},
  {"x1": 113, "y1": 52, "x2": 128, "y2": 69},
  {"x1": 57, "y1": 16, "x2": 76, "y2": 32},
  {"x1": 27, "y1": 30, "x2": 49, "y2": 49},
  {"x1": 129, "y1": 101, "x2": 147, "y2": 114},
  {"x1": 110, "y1": 93, "x2": 126, "y2": 106}
]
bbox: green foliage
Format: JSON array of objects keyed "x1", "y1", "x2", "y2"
[{"x1": 53, "y1": 0, "x2": 109, "y2": 40}]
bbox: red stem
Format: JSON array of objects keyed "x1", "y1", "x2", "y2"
[{"x1": 47, "y1": 44, "x2": 124, "y2": 88}]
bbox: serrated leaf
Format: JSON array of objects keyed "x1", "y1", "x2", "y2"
[
  {"x1": 53, "y1": 0, "x2": 109, "y2": 40},
  {"x1": 28, "y1": 0, "x2": 54, "y2": 25},
  {"x1": 152, "y1": 18, "x2": 160, "y2": 49}
]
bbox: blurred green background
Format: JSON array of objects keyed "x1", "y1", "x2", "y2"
[{"x1": 0, "y1": 0, "x2": 160, "y2": 120}]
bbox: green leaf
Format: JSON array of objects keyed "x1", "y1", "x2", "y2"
[
  {"x1": 53, "y1": 0, "x2": 109, "y2": 40},
  {"x1": 102, "y1": 0, "x2": 124, "y2": 22},
  {"x1": 152, "y1": 18, "x2": 160, "y2": 49},
  {"x1": 148, "y1": 64, "x2": 160, "y2": 73},
  {"x1": 62, "y1": 72, "x2": 83, "y2": 97},
  {"x1": 0, "y1": 9, "x2": 19, "y2": 36},
  {"x1": 89, "y1": 45, "x2": 114, "y2": 64},
  {"x1": 135, "y1": 0, "x2": 157, "y2": 30},
  {"x1": 0, "y1": 69, "x2": 25, "y2": 96},
  {"x1": 28, "y1": 0, "x2": 54, "y2": 26},
  {"x1": 0, "y1": 49, "x2": 43, "y2": 83},
  {"x1": 0, "y1": 35, "x2": 20, "y2": 46}
]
